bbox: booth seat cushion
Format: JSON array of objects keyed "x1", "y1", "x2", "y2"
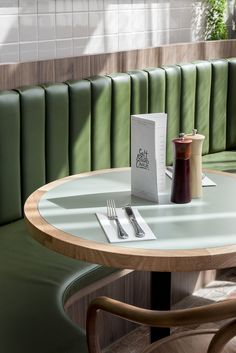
[
  {"x1": 202, "y1": 151, "x2": 236, "y2": 172},
  {"x1": 0, "y1": 219, "x2": 116, "y2": 353}
]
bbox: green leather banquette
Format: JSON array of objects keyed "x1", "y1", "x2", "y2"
[{"x1": 0, "y1": 58, "x2": 236, "y2": 353}]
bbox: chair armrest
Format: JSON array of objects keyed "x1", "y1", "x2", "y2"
[
  {"x1": 86, "y1": 296, "x2": 236, "y2": 353},
  {"x1": 208, "y1": 319, "x2": 236, "y2": 353}
]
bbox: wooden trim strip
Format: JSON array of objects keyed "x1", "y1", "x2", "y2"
[{"x1": 1, "y1": 40, "x2": 236, "y2": 91}]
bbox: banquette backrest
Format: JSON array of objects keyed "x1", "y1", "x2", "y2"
[{"x1": 1, "y1": 58, "x2": 236, "y2": 226}]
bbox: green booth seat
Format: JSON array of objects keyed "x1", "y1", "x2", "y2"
[
  {"x1": 2, "y1": 58, "x2": 236, "y2": 353},
  {"x1": 203, "y1": 151, "x2": 236, "y2": 172},
  {"x1": 0, "y1": 219, "x2": 117, "y2": 353}
]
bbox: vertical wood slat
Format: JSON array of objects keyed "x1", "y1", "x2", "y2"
[{"x1": 0, "y1": 40, "x2": 236, "y2": 90}]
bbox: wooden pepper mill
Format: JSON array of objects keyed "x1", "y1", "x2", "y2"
[
  {"x1": 171, "y1": 133, "x2": 192, "y2": 204},
  {"x1": 185, "y1": 129, "x2": 205, "y2": 198}
]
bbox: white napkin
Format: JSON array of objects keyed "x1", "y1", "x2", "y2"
[
  {"x1": 96, "y1": 208, "x2": 156, "y2": 243},
  {"x1": 165, "y1": 167, "x2": 216, "y2": 187}
]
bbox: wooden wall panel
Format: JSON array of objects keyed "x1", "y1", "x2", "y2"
[
  {"x1": 0, "y1": 40, "x2": 236, "y2": 90},
  {"x1": 73, "y1": 55, "x2": 91, "y2": 79}
]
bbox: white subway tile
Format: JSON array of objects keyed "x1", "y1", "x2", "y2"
[
  {"x1": 73, "y1": 37, "x2": 88, "y2": 55},
  {"x1": 0, "y1": 0, "x2": 18, "y2": 15},
  {"x1": 38, "y1": 0, "x2": 56, "y2": 13},
  {"x1": 146, "y1": 30, "x2": 170, "y2": 47},
  {"x1": 103, "y1": 0, "x2": 118, "y2": 10},
  {"x1": 73, "y1": 0, "x2": 89, "y2": 11},
  {"x1": 73, "y1": 12, "x2": 89, "y2": 37},
  {"x1": 192, "y1": 26, "x2": 205, "y2": 41},
  {"x1": 169, "y1": 28, "x2": 192, "y2": 43},
  {"x1": 0, "y1": 15, "x2": 19, "y2": 43},
  {"x1": 105, "y1": 38, "x2": 117, "y2": 54},
  {"x1": 20, "y1": 41, "x2": 38, "y2": 61},
  {"x1": 104, "y1": 11, "x2": 118, "y2": 34},
  {"x1": 38, "y1": 14, "x2": 56, "y2": 41},
  {"x1": 0, "y1": 42, "x2": 19, "y2": 63},
  {"x1": 89, "y1": 11, "x2": 104, "y2": 35},
  {"x1": 0, "y1": 0, "x2": 214, "y2": 63},
  {"x1": 133, "y1": 0, "x2": 146, "y2": 9},
  {"x1": 118, "y1": 10, "x2": 132, "y2": 33},
  {"x1": 56, "y1": 0, "x2": 73, "y2": 12},
  {"x1": 145, "y1": 0, "x2": 158, "y2": 9},
  {"x1": 170, "y1": 8, "x2": 192, "y2": 29},
  {"x1": 19, "y1": 0, "x2": 37, "y2": 14},
  {"x1": 131, "y1": 32, "x2": 147, "y2": 49},
  {"x1": 85, "y1": 35, "x2": 105, "y2": 54},
  {"x1": 146, "y1": 8, "x2": 170, "y2": 31},
  {"x1": 38, "y1": 40, "x2": 56, "y2": 59},
  {"x1": 118, "y1": 0, "x2": 132, "y2": 10},
  {"x1": 89, "y1": 0, "x2": 104, "y2": 11},
  {"x1": 132, "y1": 10, "x2": 146, "y2": 32},
  {"x1": 19, "y1": 15, "x2": 38, "y2": 42},
  {"x1": 56, "y1": 13, "x2": 73, "y2": 38},
  {"x1": 104, "y1": 34, "x2": 118, "y2": 52},
  {"x1": 118, "y1": 33, "x2": 133, "y2": 51},
  {"x1": 56, "y1": 38, "x2": 73, "y2": 57}
]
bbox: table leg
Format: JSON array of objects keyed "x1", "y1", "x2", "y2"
[{"x1": 150, "y1": 271, "x2": 171, "y2": 343}]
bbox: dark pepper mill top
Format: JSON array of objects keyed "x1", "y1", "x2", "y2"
[{"x1": 172, "y1": 133, "x2": 192, "y2": 160}]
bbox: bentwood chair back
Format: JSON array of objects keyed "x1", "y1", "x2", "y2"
[{"x1": 86, "y1": 296, "x2": 236, "y2": 353}]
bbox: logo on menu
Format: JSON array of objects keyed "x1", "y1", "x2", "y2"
[{"x1": 136, "y1": 148, "x2": 149, "y2": 170}]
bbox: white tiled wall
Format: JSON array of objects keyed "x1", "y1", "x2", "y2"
[{"x1": 0, "y1": 0, "x2": 231, "y2": 63}]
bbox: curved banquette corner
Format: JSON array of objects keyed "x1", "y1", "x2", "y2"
[{"x1": 1, "y1": 58, "x2": 236, "y2": 352}]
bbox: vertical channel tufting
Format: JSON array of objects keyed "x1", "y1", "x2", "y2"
[
  {"x1": 144, "y1": 68, "x2": 166, "y2": 113},
  {"x1": 164, "y1": 65, "x2": 181, "y2": 166},
  {"x1": 209, "y1": 60, "x2": 228, "y2": 154},
  {"x1": 194, "y1": 61, "x2": 212, "y2": 155},
  {"x1": 227, "y1": 59, "x2": 236, "y2": 150},
  {"x1": 67, "y1": 80, "x2": 91, "y2": 174},
  {"x1": 17, "y1": 86, "x2": 46, "y2": 204},
  {"x1": 108, "y1": 73, "x2": 131, "y2": 168},
  {"x1": 128, "y1": 70, "x2": 148, "y2": 115},
  {"x1": 179, "y1": 63, "x2": 196, "y2": 134},
  {"x1": 88, "y1": 76, "x2": 112, "y2": 171},
  {"x1": 44, "y1": 83, "x2": 69, "y2": 182},
  {"x1": 0, "y1": 91, "x2": 21, "y2": 225}
]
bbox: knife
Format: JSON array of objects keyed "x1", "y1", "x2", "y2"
[{"x1": 124, "y1": 205, "x2": 145, "y2": 238}]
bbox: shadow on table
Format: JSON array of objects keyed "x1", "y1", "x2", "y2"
[{"x1": 47, "y1": 191, "x2": 157, "y2": 209}]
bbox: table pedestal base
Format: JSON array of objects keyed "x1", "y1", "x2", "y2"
[{"x1": 151, "y1": 272, "x2": 171, "y2": 342}]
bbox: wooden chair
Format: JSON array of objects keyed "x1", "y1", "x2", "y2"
[{"x1": 86, "y1": 296, "x2": 236, "y2": 353}]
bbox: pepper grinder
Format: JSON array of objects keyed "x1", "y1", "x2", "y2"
[
  {"x1": 185, "y1": 129, "x2": 205, "y2": 198},
  {"x1": 171, "y1": 133, "x2": 192, "y2": 204}
]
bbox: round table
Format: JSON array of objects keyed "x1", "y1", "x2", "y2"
[{"x1": 24, "y1": 168, "x2": 236, "y2": 273}]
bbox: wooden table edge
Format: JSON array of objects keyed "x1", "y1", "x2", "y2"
[{"x1": 24, "y1": 168, "x2": 236, "y2": 272}]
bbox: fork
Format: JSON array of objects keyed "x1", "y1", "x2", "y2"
[{"x1": 107, "y1": 200, "x2": 129, "y2": 239}]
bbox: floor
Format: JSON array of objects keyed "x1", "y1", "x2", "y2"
[{"x1": 104, "y1": 268, "x2": 236, "y2": 353}]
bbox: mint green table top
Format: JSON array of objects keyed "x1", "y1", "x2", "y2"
[
  {"x1": 23, "y1": 168, "x2": 236, "y2": 271},
  {"x1": 38, "y1": 169, "x2": 236, "y2": 252}
]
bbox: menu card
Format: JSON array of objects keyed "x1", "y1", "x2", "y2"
[{"x1": 131, "y1": 113, "x2": 167, "y2": 203}]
